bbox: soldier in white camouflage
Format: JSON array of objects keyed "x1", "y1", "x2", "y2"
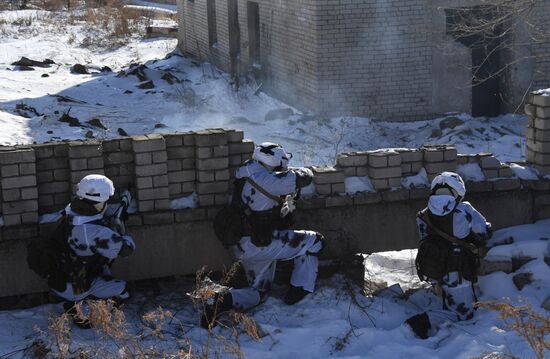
[
  {"x1": 202, "y1": 143, "x2": 325, "y2": 328},
  {"x1": 405, "y1": 172, "x2": 491, "y2": 339},
  {"x1": 51, "y1": 175, "x2": 135, "y2": 328}
]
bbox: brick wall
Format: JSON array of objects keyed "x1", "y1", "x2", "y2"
[
  {"x1": 314, "y1": 0, "x2": 433, "y2": 120},
  {"x1": 177, "y1": 0, "x2": 550, "y2": 121},
  {"x1": 103, "y1": 138, "x2": 134, "y2": 192},
  {"x1": 34, "y1": 143, "x2": 70, "y2": 214},
  {"x1": 3, "y1": 104, "x2": 550, "y2": 297},
  {"x1": 526, "y1": 92, "x2": 550, "y2": 174},
  {"x1": 0, "y1": 147, "x2": 38, "y2": 226},
  {"x1": 177, "y1": 0, "x2": 320, "y2": 112},
  {"x1": 0, "y1": 89, "x2": 547, "y2": 237},
  {"x1": 531, "y1": 1, "x2": 550, "y2": 91},
  {"x1": 177, "y1": 0, "x2": 433, "y2": 119},
  {"x1": 0, "y1": 129, "x2": 253, "y2": 235},
  {"x1": 165, "y1": 132, "x2": 196, "y2": 198}
]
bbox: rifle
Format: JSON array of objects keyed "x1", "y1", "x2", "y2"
[
  {"x1": 244, "y1": 177, "x2": 299, "y2": 218},
  {"x1": 107, "y1": 189, "x2": 133, "y2": 235},
  {"x1": 419, "y1": 209, "x2": 486, "y2": 257}
]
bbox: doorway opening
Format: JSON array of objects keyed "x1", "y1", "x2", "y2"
[
  {"x1": 247, "y1": 2, "x2": 260, "y2": 67},
  {"x1": 446, "y1": 6, "x2": 504, "y2": 117},
  {"x1": 228, "y1": 0, "x2": 241, "y2": 84}
]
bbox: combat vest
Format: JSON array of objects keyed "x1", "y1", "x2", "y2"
[{"x1": 415, "y1": 209, "x2": 481, "y2": 283}]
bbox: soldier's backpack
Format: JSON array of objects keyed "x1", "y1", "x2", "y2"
[
  {"x1": 213, "y1": 179, "x2": 248, "y2": 247},
  {"x1": 415, "y1": 209, "x2": 483, "y2": 282},
  {"x1": 26, "y1": 212, "x2": 71, "y2": 284},
  {"x1": 213, "y1": 204, "x2": 248, "y2": 247},
  {"x1": 415, "y1": 235, "x2": 451, "y2": 282}
]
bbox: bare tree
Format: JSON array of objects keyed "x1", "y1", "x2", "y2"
[{"x1": 443, "y1": 0, "x2": 550, "y2": 113}]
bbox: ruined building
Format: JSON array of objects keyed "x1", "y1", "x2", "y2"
[{"x1": 177, "y1": 0, "x2": 550, "y2": 120}]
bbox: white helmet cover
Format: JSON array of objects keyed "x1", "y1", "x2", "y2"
[
  {"x1": 76, "y1": 174, "x2": 115, "y2": 203},
  {"x1": 430, "y1": 171, "x2": 466, "y2": 199},
  {"x1": 253, "y1": 142, "x2": 292, "y2": 169}
]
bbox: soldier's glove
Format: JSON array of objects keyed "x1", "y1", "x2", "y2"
[
  {"x1": 113, "y1": 217, "x2": 126, "y2": 235},
  {"x1": 294, "y1": 167, "x2": 313, "y2": 188},
  {"x1": 119, "y1": 236, "x2": 135, "y2": 257},
  {"x1": 280, "y1": 195, "x2": 296, "y2": 218},
  {"x1": 119, "y1": 190, "x2": 133, "y2": 221},
  {"x1": 473, "y1": 223, "x2": 492, "y2": 243}
]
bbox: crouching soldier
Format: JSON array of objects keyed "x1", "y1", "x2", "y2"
[
  {"x1": 405, "y1": 172, "x2": 491, "y2": 339},
  {"x1": 204, "y1": 142, "x2": 325, "y2": 327},
  {"x1": 28, "y1": 174, "x2": 135, "y2": 328}
]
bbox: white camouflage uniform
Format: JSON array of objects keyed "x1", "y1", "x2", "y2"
[
  {"x1": 416, "y1": 195, "x2": 489, "y2": 327},
  {"x1": 52, "y1": 205, "x2": 135, "y2": 302},
  {"x1": 229, "y1": 160, "x2": 323, "y2": 310}
]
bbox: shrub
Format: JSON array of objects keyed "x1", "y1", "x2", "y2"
[{"x1": 476, "y1": 301, "x2": 550, "y2": 359}]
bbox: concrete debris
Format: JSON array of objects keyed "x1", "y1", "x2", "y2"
[
  {"x1": 71, "y1": 64, "x2": 89, "y2": 74},
  {"x1": 439, "y1": 116, "x2": 465, "y2": 130},
  {"x1": 11, "y1": 57, "x2": 55, "y2": 68},
  {"x1": 138, "y1": 80, "x2": 155, "y2": 89},
  {"x1": 512, "y1": 272, "x2": 533, "y2": 291}
]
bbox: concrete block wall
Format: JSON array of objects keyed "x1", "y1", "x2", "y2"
[
  {"x1": 479, "y1": 153, "x2": 510, "y2": 179},
  {"x1": 397, "y1": 149, "x2": 423, "y2": 177},
  {"x1": 68, "y1": 141, "x2": 104, "y2": 190},
  {"x1": 336, "y1": 152, "x2": 368, "y2": 177},
  {"x1": 194, "y1": 129, "x2": 230, "y2": 207},
  {"x1": 34, "y1": 143, "x2": 70, "y2": 214},
  {"x1": 132, "y1": 134, "x2": 170, "y2": 212},
  {"x1": 165, "y1": 132, "x2": 196, "y2": 198},
  {"x1": 0, "y1": 147, "x2": 38, "y2": 227},
  {"x1": 227, "y1": 130, "x2": 253, "y2": 179},
  {"x1": 3, "y1": 117, "x2": 546, "y2": 233},
  {"x1": 0, "y1": 129, "x2": 255, "y2": 233},
  {"x1": 103, "y1": 137, "x2": 134, "y2": 192},
  {"x1": 526, "y1": 92, "x2": 550, "y2": 174},
  {"x1": 312, "y1": 166, "x2": 345, "y2": 196},
  {"x1": 457, "y1": 153, "x2": 515, "y2": 179},
  {"x1": 317, "y1": 143, "x2": 527, "y2": 196},
  {"x1": 421, "y1": 145, "x2": 457, "y2": 182},
  {"x1": 4, "y1": 95, "x2": 550, "y2": 297},
  {"x1": 368, "y1": 151, "x2": 402, "y2": 190}
]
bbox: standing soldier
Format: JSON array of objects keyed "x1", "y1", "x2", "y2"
[
  {"x1": 405, "y1": 172, "x2": 491, "y2": 339},
  {"x1": 204, "y1": 142, "x2": 325, "y2": 328}
]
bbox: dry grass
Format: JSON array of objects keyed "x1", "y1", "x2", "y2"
[
  {"x1": 35, "y1": 266, "x2": 262, "y2": 358},
  {"x1": 41, "y1": 300, "x2": 196, "y2": 358},
  {"x1": 1, "y1": 0, "x2": 76, "y2": 11},
  {"x1": 0, "y1": 0, "x2": 175, "y2": 49},
  {"x1": 80, "y1": 0, "x2": 151, "y2": 48},
  {"x1": 190, "y1": 266, "x2": 263, "y2": 358},
  {"x1": 475, "y1": 301, "x2": 550, "y2": 359}
]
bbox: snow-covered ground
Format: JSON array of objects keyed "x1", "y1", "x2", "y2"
[
  {"x1": 0, "y1": 10, "x2": 527, "y2": 167},
  {"x1": 0, "y1": 220, "x2": 548, "y2": 358}
]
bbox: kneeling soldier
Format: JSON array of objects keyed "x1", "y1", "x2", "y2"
[
  {"x1": 29, "y1": 175, "x2": 135, "y2": 328},
  {"x1": 204, "y1": 142, "x2": 325, "y2": 328},
  {"x1": 405, "y1": 172, "x2": 491, "y2": 339}
]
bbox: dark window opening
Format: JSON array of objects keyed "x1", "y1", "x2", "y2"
[
  {"x1": 228, "y1": 0, "x2": 241, "y2": 81},
  {"x1": 207, "y1": 0, "x2": 217, "y2": 47},
  {"x1": 446, "y1": 6, "x2": 505, "y2": 117},
  {"x1": 247, "y1": 2, "x2": 260, "y2": 66}
]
